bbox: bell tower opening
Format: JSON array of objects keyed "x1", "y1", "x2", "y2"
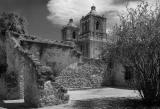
[
  {"x1": 72, "y1": 31, "x2": 76, "y2": 39},
  {"x1": 96, "y1": 21, "x2": 100, "y2": 30}
]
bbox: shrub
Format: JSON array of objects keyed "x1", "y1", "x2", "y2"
[
  {"x1": 56, "y1": 62, "x2": 105, "y2": 89},
  {"x1": 0, "y1": 12, "x2": 27, "y2": 34},
  {"x1": 101, "y1": 2, "x2": 160, "y2": 104}
]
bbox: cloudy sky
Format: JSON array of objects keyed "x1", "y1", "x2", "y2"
[{"x1": 0, "y1": 0, "x2": 157, "y2": 40}]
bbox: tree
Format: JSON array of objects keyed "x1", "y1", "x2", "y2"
[
  {"x1": 0, "y1": 12, "x2": 28, "y2": 76},
  {"x1": 101, "y1": 2, "x2": 160, "y2": 104},
  {"x1": 0, "y1": 12, "x2": 28, "y2": 34}
]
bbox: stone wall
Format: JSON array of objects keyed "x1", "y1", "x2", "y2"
[
  {"x1": 0, "y1": 76, "x2": 7, "y2": 99},
  {"x1": 4, "y1": 31, "x2": 75, "y2": 107},
  {"x1": 103, "y1": 62, "x2": 128, "y2": 88},
  {"x1": 0, "y1": 32, "x2": 8, "y2": 99},
  {"x1": 20, "y1": 39, "x2": 80, "y2": 77},
  {"x1": 112, "y1": 63, "x2": 128, "y2": 87},
  {"x1": 89, "y1": 40, "x2": 104, "y2": 59}
]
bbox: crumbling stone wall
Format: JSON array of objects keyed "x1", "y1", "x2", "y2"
[
  {"x1": 0, "y1": 32, "x2": 7, "y2": 99},
  {"x1": 20, "y1": 39, "x2": 80, "y2": 77},
  {"x1": 4, "y1": 31, "x2": 72, "y2": 107}
]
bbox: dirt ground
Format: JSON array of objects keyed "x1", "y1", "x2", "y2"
[{"x1": 1, "y1": 88, "x2": 140, "y2": 109}]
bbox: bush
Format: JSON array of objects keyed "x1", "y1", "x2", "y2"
[
  {"x1": 40, "y1": 81, "x2": 69, "y2": 106},
  {"x1": 101, "y1": 2, "x2": 160, "y2": 104},
  {"x1": 0, "y1": 12, "x2": 28, "y2": 34},
  {"x1": 56, "y1": 62, "x2": 105, "y2": 89}
]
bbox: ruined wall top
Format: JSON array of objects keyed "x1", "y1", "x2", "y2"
[
  {"x1": 8, "y1": 31, "x2": 76, "y2": 48},
  {"x1": 6, "y1": 31, "x2": 55, "y2": 87}
]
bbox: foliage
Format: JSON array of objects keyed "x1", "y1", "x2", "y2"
[
  {"x1": 40, "y1": 81, "x2": 68, "y2": 106},
  {"x1": 0, "y1": 12, "x2": 27, "y2": 34},
  {"x1": 101, "y1": 1, "x2": 160, "y2": 104},
  {"x1": 56, "y1": 61, "x2": 105, "y2": 88},
  {"x1": 0, "y1": 12, "x2": 28, "y2": 76}
]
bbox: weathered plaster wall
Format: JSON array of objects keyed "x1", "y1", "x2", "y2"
[
  {"x1": 5, "y1": 31, "x2": 70, "y2": 107},
  {"x1": 5, "y1": 34, "x2": 20, "y2": 99},
  {"x1": 21, "y1": 40, "x2": 80, "y2": 76},
  {"x1": 112, "y1": 63, "x2": 128, "y2": 87},
  {"x1": 0, "y1": 76, "x2": 7, "y2": 99},
  {"x1": 89, "y1": 40, "x2": 104, "y2": 59},
  {"x1": 102, "y1": 62, "x2": 128, "y2": 88}
]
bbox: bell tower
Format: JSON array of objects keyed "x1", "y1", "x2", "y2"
[
  {"x1": 78, "y1": 5, "x2": 107, "y2": 59},
  {"x1": 61, "y1": 19, "x2": 79, "y2": 42}
]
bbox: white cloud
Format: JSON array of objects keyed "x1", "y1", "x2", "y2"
[
  {"x1": 47, "y1": 0, "x2": 91, "y2": 25},
  {"x1": 46, "y1": 0, "x2": 157, "y2": 26},
  {"x1": 47, "y1": 0, "x2": 125, "y2": 25}
]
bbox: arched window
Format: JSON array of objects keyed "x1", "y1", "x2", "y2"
[
  {"x1": 85, "y1": 22, "x2": 87, "y2": 32},
  {"x1": 96, "y1": 21, "x2": 100, "y2": 30},
  {"x1": 86, "y1": 21, "x2": 89, "y2": 31},
  {"x1": 72, "y1": 31, "x2": 76, "y2": 39}
]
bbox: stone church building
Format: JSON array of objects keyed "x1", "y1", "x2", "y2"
[
  {"x1": 61, "y1": 5, "x2": 130, "y2": 88},
  {"x1": 61, "y1": 5, "x2": 130, "y2": 87},
  {"x1": 0, "y1": 5, "x2": 130, "y2": 108},
  {"x1": 62, "y1": 5, "x2": 107, "y2": 59}
]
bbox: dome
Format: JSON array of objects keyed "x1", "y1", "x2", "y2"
[
  {"x1": 91, "y1": 5, "x2": 96, "y2": 10},
  {"x1": 66, "y1": 19, "x2": 77, "y2": 28}
]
